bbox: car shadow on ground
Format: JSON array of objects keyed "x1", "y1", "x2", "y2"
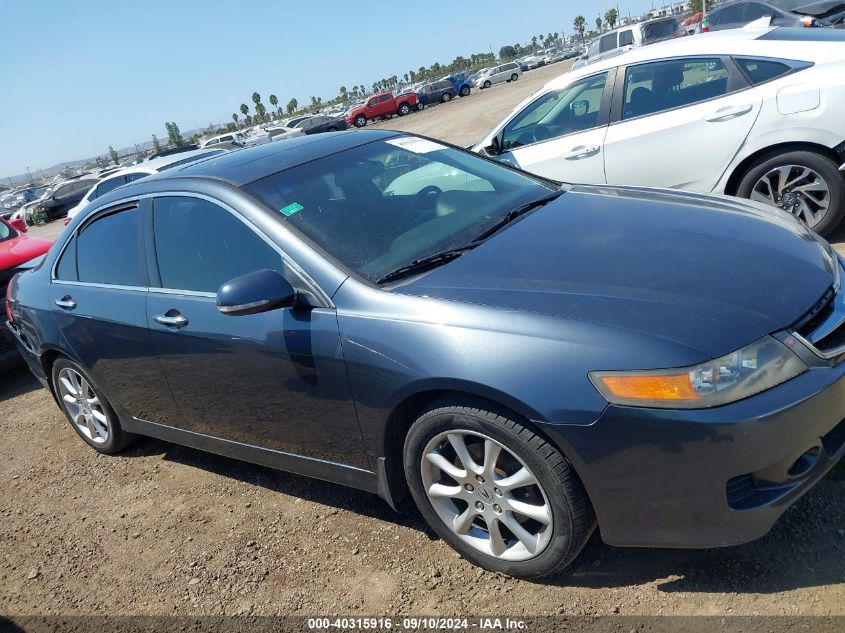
[
  {"x1": 121, "y1": 435, "x2": 437, "y2": 536},
  {"x1": 124, "y1": 434, "x2": 843, "y2": 595},
  {"x1": 0, "y1": 365, "x2": 42, "y2": 401}
]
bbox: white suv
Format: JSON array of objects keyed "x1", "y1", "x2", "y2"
[
  {"x1": 572, "y1": 17, "x2": 685, "y2": 70},
  {"x1": 477, "y1": 62, "x2": 522, "y2": 89},
  {"x1": 474, "y1": 27, "x2": 845, "y2": 235}
]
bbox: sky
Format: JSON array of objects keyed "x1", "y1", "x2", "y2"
[{"x1": 0, "y1": 0, "x2": 656, "y2": 180}]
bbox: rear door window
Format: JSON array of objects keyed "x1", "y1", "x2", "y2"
[
  {"x1": 599, "y1": 33, "x2": 618, "y2": 53},
  {"x1": 76, "y1": 207, "x2": 144, "y2": 286},
  {"x1": 619, "y1": 30, "x2": 634, "y2": 46}
]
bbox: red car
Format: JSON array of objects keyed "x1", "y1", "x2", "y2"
[
  {"x1": 1, "y1": 217, "x2": 52, "y2": 369},
  {"x1": 346, "y1": 91, "x2": 420, "y2": 128}
]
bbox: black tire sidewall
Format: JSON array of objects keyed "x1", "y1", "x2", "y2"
[
  {"x1": 51, "y1": 357, "x2": 124, "y2": 453},
  {"x1": 404, "y1": 405, "x2": 585, "y2": 578},
  {"x1": 511, "y1": 74, "x2": 518, "y2": 81},
  {"x1": 355, "y1": 116, "x2": 366, "y2": 127},
  {"x1": 737, "y1": 150, "x2": 845, "y2": 236},
  {"x1": 399, "y1": 104, "x2": 410, "y2": 115}
]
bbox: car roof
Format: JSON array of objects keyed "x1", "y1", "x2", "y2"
[
  {"x1": 144, "y1": 129, "x2": 402, "y2": 188},
  {"x1": 545, "y1": 25, "x2": 838, "y2": 89}
]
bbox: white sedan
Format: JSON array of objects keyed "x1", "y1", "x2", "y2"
[{"x1": 474, "y1": 26, "x2": 845, "y2": 235}]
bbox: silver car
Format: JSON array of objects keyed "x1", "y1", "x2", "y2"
[{"x1": 477, "y1": 62, "x2": 522, "y2": 89}]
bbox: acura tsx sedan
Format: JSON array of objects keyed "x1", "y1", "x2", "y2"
[{"x1": 6, "y1": 130, "x2": 845, "y2": 578}]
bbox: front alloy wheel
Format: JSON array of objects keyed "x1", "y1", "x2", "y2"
[
  {"x1": 421, "y1": 430, "x2": 552, "y2": 560},
  {"x1": 404, "y1": 398, "x2": 594, "y2": 578}
]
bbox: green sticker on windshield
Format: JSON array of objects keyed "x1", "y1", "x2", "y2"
[{"x1": 279, "y1": 202, "x2": 303, "y2": 217}]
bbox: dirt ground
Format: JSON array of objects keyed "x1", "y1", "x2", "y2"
[{"x1": 3, "y1": 60, "x2": 844, "y2": 622}]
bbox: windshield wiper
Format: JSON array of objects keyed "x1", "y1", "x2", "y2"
[
  {"x1": 375, "y1": 245, "x2": 476, "y2": 285},
  {"x1": 470, "y1": 189, "x2": 566, "y2": 244},
  {"x1": 375, "y1": 188, "x2": 566, "y2": 285}
]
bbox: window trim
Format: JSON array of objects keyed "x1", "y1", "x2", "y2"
[
  {"x1": 145, "y1": 191, "x2": 331, "y2": 306},
  {"x1": 497, "y1": 69, "x2": 617, "y2": 153},
  {"x1": 51, "y1": 200, "x2": 148, "y2": 290},
  {"x1": 609, "y1": 55, "x2": 751, "y2": 125}
]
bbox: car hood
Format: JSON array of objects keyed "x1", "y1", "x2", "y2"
[
  {"x1": 395, "y1": 185, "x2": 835, "y2": 359},
  {"x1": 0, "y1": 235, "x2": 53, "y2": 271}
]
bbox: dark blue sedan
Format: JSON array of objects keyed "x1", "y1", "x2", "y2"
[{"x1": 6, "y1": 130, "x2": 845, "y2": 578}]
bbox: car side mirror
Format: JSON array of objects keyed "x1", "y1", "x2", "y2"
[
  {"x1": 483, "y1": 135, "x2": 501, "y2": 157},
  {"x1": 10, "y1": 218, "x2": 27, "y2": 232},
  {"x1": 216, "y1": 268, "x2": 299, "y2": 316}
]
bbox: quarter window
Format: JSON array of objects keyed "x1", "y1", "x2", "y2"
[
  {"x1": 599, "y1": 33, "x2": 618, "y2": 53},
  {"x1": 76, "y1": 207, "x2": 144, "y2": 286},
  {"x1": 93, "y1": 175, "x2": 128, "y2": 200},
  {"x1": 734, "y1": 57, "x2": 794, "y2": 85},
  {"x1": 501, "y1": 72, "x2": 608, "y2": 150},
  {"x1": 152, "y1": 196, "x2": 283, "y2": 293},
  {"x1": 712, "y1": 3, "x2": 745, "y2": 25},
  {"x1": 619, "y1": 30, "x2": 634, "y2": 46},
  {"x1": 622, "y1": 58, "x2": 731, "y2": 120}
]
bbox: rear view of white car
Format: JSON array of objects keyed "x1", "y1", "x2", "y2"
[{"x1": 474, "y1": 27, "x2": 845, "y2": 235}]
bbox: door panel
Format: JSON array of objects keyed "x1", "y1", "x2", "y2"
[
  {"x1": 146, "y1": 194, "x2": 367, "y2": 468},
  {"x1": 146, "y1": 294, "x2": 366, "y2": 466},
  {"x1": 497, "y1": 71, "x2": 611, "y2": 184},
  {"x1": 603, "y1": 58, "x2": 760, "y2": 192}
]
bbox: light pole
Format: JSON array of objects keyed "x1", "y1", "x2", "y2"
[{"x1": 26, "y1": 167, "x2": 34, "y2": 185}]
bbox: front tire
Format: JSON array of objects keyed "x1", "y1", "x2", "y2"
[
  {"x1": 736, "y1": 149, "x2": 845, "y2": 236},
  {"x1": 404, "y1": 398, "x2": 594, "y2": 578},
  {"x1": 52, "y1": 357, "x2": 136, "y2": 454},
  {"x1": 354, "y1": 115, "x2": 367, "y2": 128}
]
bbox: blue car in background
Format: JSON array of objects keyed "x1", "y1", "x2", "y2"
[
  {"x1": 447, "y1": 71, "x2": 473, "y2": 97},
  {"x1": 6, "y1": 130, "x2": 845, "y2": 579}
]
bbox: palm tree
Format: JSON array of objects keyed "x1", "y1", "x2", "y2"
[
  {"x1": 596, "y1": 16, "x2": 602, "y2": 32},
  {"x1": 286, "y1": 98, "x2": 298, "y2": 115},
  {"x1": 574, "y1": 15, "x2": 586, "y2": 42},
  {"x1": 232, "y1": 113, "x2": 239, "y2": 128},
  {"x1": 269, "y1": 94, "x2": 279, "y2": 115},
  {"x1": 605, "y1": 8, "x2": 618, "y2": 29},
  {"x1": 240, "y1": 103, "x2": 249, "y2": 119},
  {"x1": 531, "y1": 35, "x2": 538, "y2": 49}
]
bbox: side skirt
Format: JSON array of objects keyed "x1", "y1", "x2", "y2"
[{"x1": 124, "y1": 417, "x2": 383, "y2": 497}]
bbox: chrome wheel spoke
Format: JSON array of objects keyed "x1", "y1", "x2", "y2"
[
  {"x1": 425, "y1": 451, "x2": 466, "y2": 481},
  {"x1": 509, "y1": 498, "x2": 551, "y2": 525},
  {"x1": 58, "y1": 368, "x2": 108, "y2": 444},
  {"x1": 504, "y1": 514, "x2": 540, "y2": 554},
  {"x1": 428, "y1": 482, "x2": 463, "y2": 499},
  {"x1": 750, "y1": 188, "x2": 775, "y2": 205},
  {"x1": 488, "y1": 518, "x2": 508, "y2": 556},
  {"x1": 452, "y1": 507, "x2": 476, "y2": 534},
  {"x1": 62, "y1": 394, "x2": 76, "y2": 405},
  {"x1": 447, "y1": 433, "x2": 481, "y2": 475},
  {"x1": 482, "y1": 439, "x2": 502, "y2": 478},
  {"x1": 59, "y1": 375, "x2": 78, "y2": 397},
  {"x1": 496, "y1": 466, "x2": 535, "y2": 491}
]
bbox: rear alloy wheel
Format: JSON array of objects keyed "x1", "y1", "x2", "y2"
[
  {"x1": 460, "y1": 85, "x2": 470, "y2": 97},
  {"x1": 511, "y1": 73, "x2": 519, "y2": 81},
  {"x1": 737, "y1": 150, "x2": 845, "y2": 235},
  {"x1": 398, "y1": 102, "x2": 411, "y2": 116},
  {"x1": 483, "y1": 80, "x2": 492, "y2": 89},
  {"x1": 404, "y1": 398, "x2": 594, "y2": 578},
  {"x1": 354, "y1": 115, "x2": 367, "y2": 128},
  {"x1": 441, "y1": 92, "x2": 452, "y2": 103},
  {"x1": 52, "y1": 358, "x2": 135, "y2": 454}
]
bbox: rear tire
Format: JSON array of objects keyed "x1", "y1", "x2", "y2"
[
  {"x1": 441, "y1": 92, "x2": 452, "y2": 103},
  {"x1": 354, "y1": 115, "x2": 367, "y2": 128},
  {"x1": 417, "y1": 103, "x2": 424, "y2": 111},
  {"x1": 511, "y1": 73, "x2": 519, "y2": 82},
  {"x1": 51, "y1": 357, "x2": 136, "y2": 455},
  {"x1": 404, "y1": 397, "x2": 594, "y2": 578},
  {"x1": 397, "y1": 102, "x2": 411, "y2": 116},
  {"x1": 326, "y1": 126, "x2": 338, "y2": 132},
  {"x1": 459, "y1": 85, "x2": 470, "y2": 97},
  {"x1": 736, "y1": 149, "x2": 845, "y2": 236},
  {"x1": 483, "y1": 80, "x2": 492, "y2": 89}
]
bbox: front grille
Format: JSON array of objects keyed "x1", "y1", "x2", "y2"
[{"x1": 792, "y1": 284, "x2": 845, "y2": 360}]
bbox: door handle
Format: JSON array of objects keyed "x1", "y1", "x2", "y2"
[
  {"x1": 153, "y1": 313, "x2": 189, "y2": 329},
  {"x1": 55, "y1": 296, "x2": 76, "y2": 310},
  {"x1": 704, "y1": 104, "x2": 753, "y2": 122},
  {"x1": 563, "y1": 145, "x2": 600, "y2": 159}
]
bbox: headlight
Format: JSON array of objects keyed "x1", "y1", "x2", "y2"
[{"x1": 589, "y1": 336, "x2": 806, "y2": 409}]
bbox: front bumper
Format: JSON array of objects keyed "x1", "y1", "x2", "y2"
[{"x1": 540, "y1": 361, "x2": 845, "y2": 549}]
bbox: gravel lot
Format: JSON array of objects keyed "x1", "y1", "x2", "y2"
[{"x1": 3, "y1": 59, "x2": 844, "y2": 622}]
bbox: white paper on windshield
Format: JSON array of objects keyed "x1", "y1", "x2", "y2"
[{"x1": 385, "y1": 137, "x2": 446, "y2": 154}]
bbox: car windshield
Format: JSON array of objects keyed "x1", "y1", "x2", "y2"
[
  {"x1": 0, "y1": 220, "x2": 16, "y2": 242},
  {"x1": 642, "y1": 19, "x2": 680, "y2": 42},
  {"x1": 244, "y1": 137, "x2": 555, "y2": 282}
]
